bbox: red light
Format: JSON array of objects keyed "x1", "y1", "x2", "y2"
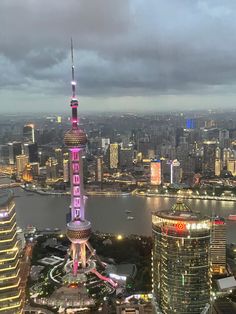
[
  {"x1": 214, "y1": 220, "x2": 224, "y2": 225},
  {"x1": 176, "y1": 222, "x2": 185, "y2": 231}
]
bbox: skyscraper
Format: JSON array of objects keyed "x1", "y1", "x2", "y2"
[
  {"x1": 109, "y1": 143, "x2": 119, "y2": 169},
  {"x1": 23, "y1": 124, "x2": 35, "y2": 143},
  {"x1": 150, "y1": 160, "x2": 161, "y2": 185},
  {"x1": 152, "y1": 200, "x2": 211, "y2": 314},
  {"x1": 96, "y1": 156, "x2": 103, "y2": 182},
  {"x1": 16, "y1": 155, "x2": 29, "y2": 177},
  {"x1": 211, "y1": 217, "x2": 226, "y2": 274},
  {"x1": 23, "y1": 143, "x2": 38, "y2": 163},
  {"x1": 8, "y1": 142, "x2": 22, "y2": 165},
  {"x1": 0, "y1": 190, "x2": 22, "y2": 313},
  {"x1": 170, "y1": 159, "x2": 182, "y2": 185},
  {"x1": 45, "y1": 157, "x2": 58, "y2": 181},
  {"x1": 203, "y1": 141, "x2": 217, "y2": 175}
]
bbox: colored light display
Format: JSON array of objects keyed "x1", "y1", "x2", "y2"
[{"x1": 151, "y1": 160, "x2": 161, "y2": 185}]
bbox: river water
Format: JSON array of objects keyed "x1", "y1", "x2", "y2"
[{"x1": 12, "y1": 186, "x2": 236, "y2": 243}]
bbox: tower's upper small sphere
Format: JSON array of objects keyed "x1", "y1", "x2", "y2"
[{"x1": 64, "y1": 128, "x2": 87, "y2": 148}]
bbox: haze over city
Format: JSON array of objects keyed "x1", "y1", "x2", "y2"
[{"x1": 2, "y1": 0, "x2": 236, "y2": 113}]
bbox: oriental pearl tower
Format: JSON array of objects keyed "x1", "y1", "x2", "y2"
[{"x1": 64, "y1": 40, "x2": 95, "y2": 282}]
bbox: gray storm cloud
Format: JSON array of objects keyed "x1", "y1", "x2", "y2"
[{"x1": 1, "y1": 0, "x2": 236, "y2": 111}]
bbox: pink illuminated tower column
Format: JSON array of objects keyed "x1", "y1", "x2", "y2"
[{"x1": 64, "y1": 40, "x2": 92, "y2": 277}]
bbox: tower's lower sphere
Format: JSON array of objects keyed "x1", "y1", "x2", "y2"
[
  {"x1": 64, "y1": 128, "x2": 87, "y2": 148},
  {"x1": 67, "y1": 220, "x2": 91, "y2": 243}
]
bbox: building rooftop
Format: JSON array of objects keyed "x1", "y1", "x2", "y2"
[
  {"x1": 217, "y1": 276, "x2": 236, "y2": 291},
  {"x1": 153, "y1": 200, "x2": 207, "y2": 222},
  {"x1": 0, "y1": 190, "x2": 13, "y2": 208}
]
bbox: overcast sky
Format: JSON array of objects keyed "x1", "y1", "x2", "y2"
[{"x1": 1, "y1": 0, "x2": 236, "y2": 113}]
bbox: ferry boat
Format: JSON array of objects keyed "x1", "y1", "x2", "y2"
[
  {"x1": 127, "y1": 216, "x2": 134, "y2": 220},
  {"x1": 228, "y1": 214, "x2": 236, "y2": 221}
]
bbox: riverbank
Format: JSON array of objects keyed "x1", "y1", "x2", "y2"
[{"x1": 136, "y1": 191, "x2": 236, "y2": 202}]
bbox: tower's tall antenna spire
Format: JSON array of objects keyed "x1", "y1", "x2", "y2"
[{"x1": 71, "y1": 38, "x2": 76, "y2": 98}]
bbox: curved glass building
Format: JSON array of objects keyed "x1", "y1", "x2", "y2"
[
  {"x1": 0, "y1": 190, "x2": 22, "y2": 313},
  {"x1": 152, "y1": 201, "x2": 211, "y2": 314}
]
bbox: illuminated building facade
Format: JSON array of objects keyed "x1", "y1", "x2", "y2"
[
  {"x1": 46, "y1": 157, "x2": 58, "y2": 181},
  {"x1": 16, "y1": 155, "x2": 28, "y2": 177},
  {"x1": 109, "y1": 143, "x2": 119, "y2": 169},
  {"x1": 211, "y1": 218, "x2": 226, "y2": 274},
  {"x1": 150, "y1": 160, "x2": 161, "y2": 185},
  {"x1": 55, "y1": 148, "x2": 63, "y2": 169},
  {"x1": 0, "y1": 190, "x2": 22, "y2": 313},
  {"x1": 63, "y1": 41, "x2": 117, "y2": 290},
  {"x1": 96, "y1": 156, "x2": 103, "y2": 182},
  {"x1": 152, "y1": 201, "x2": 211, "y2": 314}
]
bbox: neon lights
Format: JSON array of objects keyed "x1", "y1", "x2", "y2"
[
  {"x1": 73, "y1": 175, "x2": 80, "y2": 185},
  {"x1": 73, "y1": 163, "x2": 79, "y2": 172},
  {"x1": 73, "y1": 186, "x2": 80, "y2": 196},
  {"x1": 74, "y1": 198, "x2": 80, "y2": 208},
  {"x1": 72, "y1": 151, "x2": 79, "y2": 161},
  {"x1": 176, "y1": 222, "x2": 185, "y2": 231}
]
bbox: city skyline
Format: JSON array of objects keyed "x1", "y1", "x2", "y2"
[{"x1": 2, "y1": 1, "x2": 236, "y2": 113}]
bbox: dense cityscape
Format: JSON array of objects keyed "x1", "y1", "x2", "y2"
[
  {"x1": 0, "y1": 106, "x2": 236, "y2": 313},
  {"x1": 1, "y1": 1, "x2": 236, "y2": 314}
]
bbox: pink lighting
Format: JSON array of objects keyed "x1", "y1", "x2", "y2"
[
  {"x1": 73, "y1": 186, "x2": 80, "y2": 196},
  {"x1": 74, "y1": 198, "x2": 80, "y2": 207},
  {"x1": 72, "y1": 151, "x2": 79, "y2": 161},
  {"x1": 73, "y1": 260, "x2": 78, "y2": 276},
  {"x1": 73, "y1": 163, "x2": 79, "y2": 172},
  {"x1": 73, "y1": 175, "x2": 80, "y2": 185}
]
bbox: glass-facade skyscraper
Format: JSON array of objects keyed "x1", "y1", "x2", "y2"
[
  {"x1": 0, "y1": 190, "x2": 22, "y2": 313},
  {"x1": 152, "y1": 201, "x2": 211, "y2": 314}
]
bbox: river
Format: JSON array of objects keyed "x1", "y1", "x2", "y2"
[{"x1": 11, "y1": 186, "x2": 236, "y2": 243}]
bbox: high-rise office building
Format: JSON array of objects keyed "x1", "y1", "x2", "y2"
[
  {"x1": 30, "y1": 162, "x2": 40, "y2": 177},
  {"x1": 101, "y1": 138, "x2": 110, "y2": 153},
  {"x1": 16, "y1": 155, "x2": 29, "y2": 177},
  {"x1": 55, "y1": 148, "x2": 63, "y2": 169},
  {"x1": 0, "y1": 190, "x2": 22, "y2": 313},
  {"x1": 63, "y1": 159, "x2": 69, "y2": 183},
  {"x1": 0, "y1": 145, "x2": 9, "y2": 164},
  {"x1": 120, "y1": 147, "x2": 133, "y2": 170},
  {"x1": 152, "y1": 201, "x2": 211, "y2": 314},
  {"x1": 23, "y1": 124, "x2": 35, "y2": 143},
  {"x1": 211, "y1": 217, "x2": 226, "y2": 274},
  {"x1": 23, "y1": 143, "x2": 38, "y2": 163},
  {"x1": 109, "y1": 143, "x2": 119, "y2": 169},
  {"x1": 96, "y1": 156, "x2": 103, "y2": 182},
  {"x1": 46, "y1": 157, "x2": 58, "y2": 180},
  {"x1": 203, "y1": 141, "x2": 217, "y2": 175},
  {"x1": 8, "y1": 142, "x2": 22, "y2": 165},
  {"x1": 170, "y1": 159, "x2": 182, "y2": 185},
  {"x1": 150, "y1": 160, "x2": 161, "y2": 185}
]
